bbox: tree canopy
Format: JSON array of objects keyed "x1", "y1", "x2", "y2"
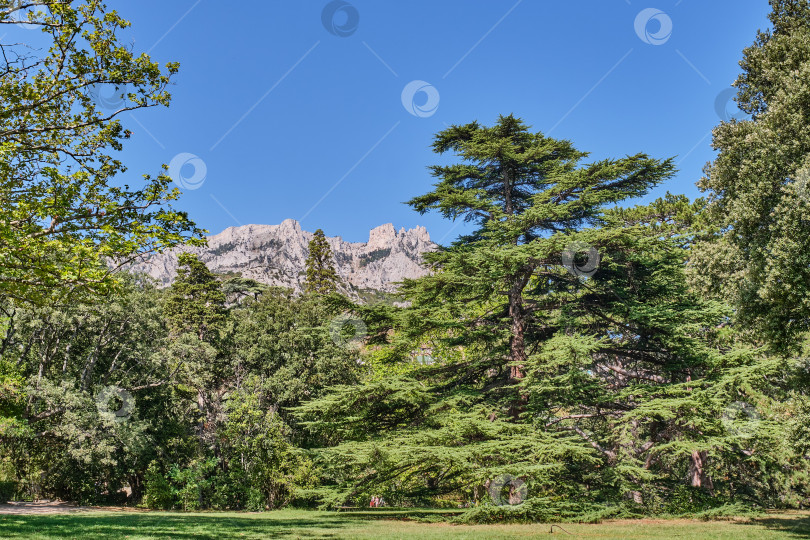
[
  {"x1": 691, "y1": 0, "x2": 810, "y2": 351},
  {"x1": 0, "y1": 0, "x2": 203, "y2": 305},
  {"x1": 407, "y1": 114, "x2": 674, "y2": 380}
]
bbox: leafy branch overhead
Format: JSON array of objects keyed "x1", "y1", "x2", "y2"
[{"x1": 0, "y1": 0, "x2": 204, "y2": 304}]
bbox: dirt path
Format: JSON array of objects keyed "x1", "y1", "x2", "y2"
[{"x1": 0, "y1": 501, "x2": 137, "y2": 515}]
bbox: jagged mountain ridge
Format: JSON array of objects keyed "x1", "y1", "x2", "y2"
[{"x1": 129, "y1": 219, "x2": 435, "y2": 293}]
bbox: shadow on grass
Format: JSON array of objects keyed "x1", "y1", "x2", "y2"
[
  {"x1": 745, "y1": 513, "x2": 810, "y2": 539},
  {"x1": 334, "y1": 508, "x2": 464, "y2": 518},
  {"x1": 0, "y1": 513, "x2": 357, "y2": 539},
  {"x1": 0, "y1": 507, "x2": 466, "y2": 539}
]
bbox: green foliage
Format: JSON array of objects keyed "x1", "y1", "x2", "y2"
[
  {"x1": 691, "y1": 0, "x2": 810, "y2": 351},
  {"x1": 164, "y1": 253, "x2": 227, "y2": 342},
  {"x1": 168, "y1": 458, "x2": 218, "y2": 511},
  {"x1": 221, "y1": 276, "x2": 266, "y2": 304},
  {"x1": 304, "y1": 229, "x2": 340, "y2": 295},
  {"x1": 358, "y1": 248, "x2": 392, "y2": 268},
  {"x1": 0, "y1": 253, "x2": 363, "y2": 509},
  {"x1": 297, "y1": 115, "x2": 810, "y2": 518},
  {"x1": 406, "y1": 114, "x2": 675, "y2": 381},
  {"x1": 217, "y1": 388, "x2": 315, "y2": 509},
  {"x1": 0, "y1": 480, "x2": 17, "y2": 503},
  {"x1": 0, "y1": 274, "x2": 176, "y2": 503},
  {"x1": 663, "y1": 485, "x2": 729, "y2": 515},
  {"x1": 453, "y1": 498, "x2": 633, "y2": 524},
  {"x1": 230, "y1": 288, "x2": 361, "y2": 429},
  {"x1": 142, "y1": 388, "x2": 315, "y2": 512},
  {"x1": 0, "y1": 0, "x2": 204, "y2": 305},
  {"x1": 143, "y1": 461, "x2": 174, "y2": 510}
]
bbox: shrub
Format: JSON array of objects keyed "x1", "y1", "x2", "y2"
[
  {"x1": 0, "y1": 481, "x2": 17, "y2": 503},
  {"x1": 143, "y1": 462, "x2": 174, "y2": 510}
]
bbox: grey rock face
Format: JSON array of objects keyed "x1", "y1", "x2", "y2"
[{"x1": 127, "y1": 219, "x2": 435, "y2": 293}]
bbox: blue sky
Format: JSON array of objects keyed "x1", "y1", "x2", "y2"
[{"x1": 83, "y1": 1, "x2": 772, "y2": 243}]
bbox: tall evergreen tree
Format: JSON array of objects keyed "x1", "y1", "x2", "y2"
[
  {"x1": 164, "y1": 253, "x2": 227, "y2": 342},
  {"x1": 304, "y1": 229, "x2": 340, "y2": 295},
  {"x1": 298, "y1": 119, "x2": 757, "y2": 514},
  {"x1": 163, "y1": 253, "x2": 228, "y2": 455},
  {"x1": 686, "y1": 0, "x2": 810, "y2": 508},
  {"x1": 408, "y1": 115, "x2": 674, "y2": 379},
  {"x1": 299, "y1": 190, "x2": 801, "y2": 516}
]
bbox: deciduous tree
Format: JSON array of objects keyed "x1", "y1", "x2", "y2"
[
  {"x1": 0, "y1": 1, "x2": 204, "y2": 305},
  {"x1": 690, "y1": 0, "x2": 810, "y2": 351}
]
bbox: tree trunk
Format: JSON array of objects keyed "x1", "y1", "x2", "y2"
[
  {"x1": 197, "y1": 390, "x2": 207, "y2": 443},
  {"x1": 688, "y1": 450, "x2": 714, "y2": 493},
  {"x1": 507, "y1": 272, "x2": 530, "y2": 380},
  {"x1": 509, "y1": 311, "x2": 526, "y2": 379}
]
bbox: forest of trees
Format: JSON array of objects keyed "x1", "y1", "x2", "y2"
[{"x1": 1, "y1": 0, "x2": 810, "y2": 523}]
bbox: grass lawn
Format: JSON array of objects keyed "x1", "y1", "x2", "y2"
[{"x1": 0, "y1": 508, "x2": 808, "y2": 539}]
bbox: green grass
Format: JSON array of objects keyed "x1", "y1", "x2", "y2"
[{"x1": 0, "y1": 509, "x2": 808, "y2": 539}]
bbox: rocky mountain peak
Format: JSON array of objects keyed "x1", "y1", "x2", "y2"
[
  {"x1": 368, "y1": 223, "x2": 397, "y2": 250},
  {"x1": 279, "y1": 218, "x2": 301, "y2": 232},
  {"x1": 127, "y1": 221, "x2": 436, "y2": 296}
]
